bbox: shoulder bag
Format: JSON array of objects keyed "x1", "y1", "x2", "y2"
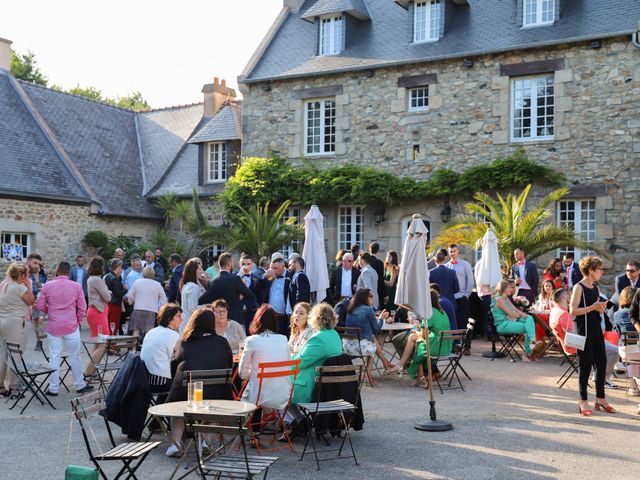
[{"x1": 565, "y1": 283, "x2": 592, "y2": 351}]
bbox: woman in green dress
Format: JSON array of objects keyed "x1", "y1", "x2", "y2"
[
  {"x1": 382, "y1": 251, "x2": 400, "y2": 312},
  {"x1": 408, "y1": 289, "x2": 453, "y2": 387}
]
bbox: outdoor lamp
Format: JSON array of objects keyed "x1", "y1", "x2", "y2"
[
  {"x1": 373, "y1": 205, "x2": 386, "y2": 224},
  {"x1": 440, "y1": 199, "x2": 451, "y2": 223}
]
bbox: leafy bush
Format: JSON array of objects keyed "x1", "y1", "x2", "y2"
[{"x1": 83, "y1": 231, "x2": 109, "y2": 252}]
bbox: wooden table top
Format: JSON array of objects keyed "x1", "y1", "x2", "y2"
[
  {"x1": 148, "y1": 400, "x2": 257, "y2": 419},
  {"x1": 381, "y1": 322, "x2": 413, "y2": 331}
]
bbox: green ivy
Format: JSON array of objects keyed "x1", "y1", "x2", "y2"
[{"x1": 219, "y1": 148, "x2": 563, "y2": 216}]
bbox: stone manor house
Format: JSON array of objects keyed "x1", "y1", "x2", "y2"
[
  {"x1": 1, "y1": 0, "x2": 640, "y2": 287},
  {"x1": 237, "y1": 0, "x2": 640, "y2": 283}
]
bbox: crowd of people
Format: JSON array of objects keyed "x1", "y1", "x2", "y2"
[{"x1": 1, "y1": 240, "x2": 639, "y2": 452}]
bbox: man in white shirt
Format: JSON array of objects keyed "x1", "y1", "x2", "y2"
[
  {"x1": 446, "y1": 244, "x2": 475, "y2": 331},
  {"x1": 562, "y1": 253, "x2": 582, "y2": 289},
  {"x1": 330, "y1": 252, "x2": 360, "y2": 304}
]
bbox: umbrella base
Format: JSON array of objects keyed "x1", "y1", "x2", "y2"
[
  {"x1": 414, "y1": 420, "x2": 453, "y2": 432},
  {"x1": 482, "y1": 351, "x2": 506, "y2": 359}
]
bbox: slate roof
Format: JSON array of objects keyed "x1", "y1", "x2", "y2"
[
  {"x1": 137, "y1": 103, "x2": 203, "y2": 195},
  {"x1": 0, "y1": 71, "x2": 91, "y2": 202},
  {"x1": 301, "y1": 0, "x2": 370, "y2": 21},
  {"x1": 20, "y1": 82, "x2": 161, "y2": 218},
  {"x1": 243, "y1": 0, "x2": 640, "y2": 82},
  {"x1": 188, "y1": 102, "x2": 242, "y2": 144}
]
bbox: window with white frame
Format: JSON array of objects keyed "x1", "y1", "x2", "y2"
[
  {"x1": 557, "y1": 199, "x2": 596, "y2": 260},
  {"x1": 279, "y1": 207, "x2": 302, "y2": 258},
  {"x1": 1, "y1": 232, "x2": 30, "y2": 262},
  {"x1": 319, "y1": 16, "x2": 343, "y2": 55},
  {"x1": 338, "y1": 206, "x2": 365, "y2": 251},
  {"x1": 305, "y1": 98, "x2": 336, "y2": 155},
  {"x1": 414, "y1": 0, "x2": 441, "y2": 43},
  {"x1": 408, "y1": 86, "x2": 429, "y2": 112},
  {"x1": 523, "y1": 0, "x2": 555, "y2": 27},
  {"x1": 205, "y1": 244, "x2": 225, "y2": 269},
  {"x1": 511, "y1": 74, "x2": 554, "y2": 141},
  {"x1": 207, "y1": 142, "x2": 227, "y2": 182}
]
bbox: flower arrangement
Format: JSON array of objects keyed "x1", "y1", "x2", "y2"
[{"x1": 512, "y1": 295, "x2": 531, "y2": 311}]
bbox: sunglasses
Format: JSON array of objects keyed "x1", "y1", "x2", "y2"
[{"x1": 626, "y1": 269, "x2": 637, "y2": 273}]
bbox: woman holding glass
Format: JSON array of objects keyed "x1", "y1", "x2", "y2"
[{"x1": 212, "y1": 299, "x2": 246, "y2": 353}]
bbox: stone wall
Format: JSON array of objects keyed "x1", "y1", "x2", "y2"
[
  {"x1": 0, "y1": 198, "x2": 160, "y2": 273},
  {"x1": 241, "y1": 37, "x2": 640, "y2": 289}
]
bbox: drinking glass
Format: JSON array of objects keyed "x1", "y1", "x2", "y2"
[
  {"x1": 97, "y1": 324, "x2": 103, "y2": 338},
  {"x1": 238, "y1": 340, "x2": 245, "y2": 354},
  {"x1": 110, "y1": 322, "x2": 116, "y2": 336},
  {"x1": 193, "y1": 381, "x2": 204, "y2": 408}
]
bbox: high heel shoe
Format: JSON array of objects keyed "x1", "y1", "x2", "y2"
[
  {"x1": 578, "y1": 402, "x2": 593, "y2": 416},
  {"x1": 594, "y1": 400, "x2": 616, "y2": 413}
]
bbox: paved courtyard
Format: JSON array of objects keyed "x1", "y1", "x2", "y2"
[{"x1": 2, "y1": 336, "x2": 638, "y2": 480}]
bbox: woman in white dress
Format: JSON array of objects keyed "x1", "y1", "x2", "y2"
[{"x1": 179, "y1": 259, "x2": 205, "y2": 332}]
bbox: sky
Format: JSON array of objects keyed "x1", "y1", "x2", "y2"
[{"x1": 0, "y1": 0, "x2": 284, "y2": 108}]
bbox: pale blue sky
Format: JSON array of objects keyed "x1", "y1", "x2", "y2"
[{"x1": 1, "y1": 0, "x2": 283, "y2": 108}]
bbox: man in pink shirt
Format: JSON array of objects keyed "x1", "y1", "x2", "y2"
[{"x1": 36, "y1": 261, "x2": 93, "y2": 396}]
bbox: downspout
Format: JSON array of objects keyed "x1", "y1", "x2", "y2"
[{"x1": 632, "y1": 21, "x2": 640, "y2": 48}]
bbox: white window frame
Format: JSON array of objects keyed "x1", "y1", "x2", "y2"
[
  {"x1": 304, "y1": 98, "x2": 336, "y2": 156},
  {"x1": 279, "y1": 207, "x2": 302, "y2": 258},
  {"x1": 207, "y1": 142, "x2": 227, "y2": 183},
  {"x1": 523, "y1": 0, "x2": 555, "y2": 27},
  {"x1": 557, "y1": 199, "x2": 596, "y2": 261},
  {"x1": 510, "y1": 74, "x2": 555, "y2": 142},
  {"x1": 413, "y1": 0, "x2": 441, "y2": 43},
  {"x1": 1, "y1": 232, "x2": 30, "y2": 262},
  {"x1": 319, "y1": 15, "x2": 343, "y2": 56},
  {"x1": 205, "y1": 244, "x2": 225, "y2": 268},
  {"x1": 338, "y1": 206, "x2": 365, "y2": 251},
  {"x1": 408, "y1": 86, "x2": 429, "y2": 112}
]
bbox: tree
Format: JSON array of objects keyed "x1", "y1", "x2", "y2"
[
  {"x1": 115, "y1": 92, "x2": 150, "y2": 112},
  {"x1": 434, "y1": 184, "x2": 605, "y2": 272},
  {"x1": 10, "y1": 50, "x2": 47, "y2": 86},
  {"x1": 67, "y1": 86, "x2": 150, "y2": 111},
  {"x1": 68, "y1": 85, "x2": 103, "y2": 101},
  {"x1": 197, "y1": 201, "x2": 304, "y2": 260}
]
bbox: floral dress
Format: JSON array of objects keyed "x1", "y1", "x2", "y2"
[{"x1": 288, "y1": 325, "x2": 316, "y2": 355}]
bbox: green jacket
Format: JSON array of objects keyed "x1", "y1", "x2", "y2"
[{"x1": 291, "y1": 328, "x2": 343, "y2": 404}]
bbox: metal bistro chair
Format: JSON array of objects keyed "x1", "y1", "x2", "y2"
[
  {"x1": 297, "y1": 364, "x2": 364, "y2": 471},
  {"x1": 93, "y1": 337, "x2": 138, "y2": 393},
  {"x1": 620, "y1": 330, "x2": 640, "y2": 392},
  {"x1": 182, "y1": 368, "x2": 234, "y2": 396},
  {"x1": 488, "y1": 311, "x2": 523, "y2": 362},
  {"x1": 434, "y1": 329, "x2": 470, "y2": 393},
  {"x1": 335, "y1": 326, "x2": 374, "y2": 387},
  {"x1": 36, "y1": 330, "x2": 72, "y2": 392},
  {"x1": 70, "y1": 390, "x2": 160, "y2": 480},
  {"x1": 184, "y1": 411, "x2": 278, "y2": 480},
  {"x1": 550, "y1": 326, "x2": 579, "y2": 389},
  {"x1": 5, "y1": 341, "x2": 56, "y2": 414}
]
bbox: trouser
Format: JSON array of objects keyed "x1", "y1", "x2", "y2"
[
  {"x1": 495, "y1": 316, "x2": 537, "y2": 353},
  {"x1": 603, "y1": 341, "x2": 618, "y2": 380},
  {"x1": 48, "y1": 329, "x2": 86, "y2": 393},
  {"x1": 454, "y1": 296, "x2": 469, "y2": 329},
  {"x1": 578, "y1": 327, "x2": 606, "y2": 401},
  {"x1": 619, "y1": 345, "x2": 640, "y2": 385},
  {"x1": 0, "y1": 317, "x2": 25, "y2": 389}
]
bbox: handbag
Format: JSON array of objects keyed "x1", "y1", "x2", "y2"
[
  {"x1": 565, "y1": 283, "x2": 592, "y2": 351},
  {"x1": 64, "y1": 466, "x2": 99, "y2": 480}
]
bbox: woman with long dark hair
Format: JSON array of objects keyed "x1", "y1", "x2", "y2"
[
  {"x1": 84, "y1": 256, "x2": 111, "y2": 379},
  {"x1": 179, "y1": 258, "x2": 206, "y2": 332},
  {"x1": 382, "y1": 251, "x2": 399, "y2": 312},
  {"x1": 543, "y1": 257, "x2": 565, "y2": 290}
]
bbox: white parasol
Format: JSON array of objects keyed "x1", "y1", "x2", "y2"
[
  {"x1": 474, "y1": 227, "x2": 502, "y2": 290},
  {"x1": 302, "y1": 205, "x2": 330, "y2": 303}
]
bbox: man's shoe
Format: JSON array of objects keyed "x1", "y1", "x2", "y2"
[
  {"x1": 34, "y1": 341, "x2": 43, "y2": 352},
  {"x1": 76, "y1": 385, "x2": 95, "y2": 394},
  {"x1": 604, "y1": 380, "x2": 618, "y2": 389},
  {"x1": 45, "y1": 389, "x2": 58, "y2": 397},
  {"x1": 166, "y1": 444, "x2": 181, "y2": 458}
]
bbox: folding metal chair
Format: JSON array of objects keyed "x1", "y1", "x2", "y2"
[
  {"x1": 5, "y1": 341, "x2": 56, "y2": 414},
  {"x1": 336, "y1": 326, "x2": 374, "y2": 386},
  {"x1": 182, "y1": 368, "x2": 234, "y2": 396},
  {"x1": 71, "y1": 390, "x2": 160, "y2": 480},
  {"x1": 36, "y1": 330, "x2": 72, "y2": 392},
  {"x1": 488, "y1": 311, "x2": 523, "y2": 362},
  {"x1": 433, "y1": 329, "x2": 467, "y2": 393},
  {"x1": 550, "y1": 326, "x2": 579, "y2": 388},
  {"x1": 620, "y1": 330, "x2": 640, "y2": 391},
  {"x1": 93, "y1": 337, "x2": 138, "y2": 393},
  {"x1": 297, "y1": 364, "x2": 364, "y2": 470},
  {"x1": 245, "y1": 359, "x2": 300, "y2": 454},
  {"x1": 184, "y1": 411, "x2": 278, "y2": 479}
]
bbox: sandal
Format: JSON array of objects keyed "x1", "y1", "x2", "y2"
[
  {"x1": 412, "y1": 376, "x2": 428, "y2": 388},
  {"x1": 0, "y1": 388, "x2": 10, "y2": 398},
  {"x1": 383, "y1": 364, "x2": 400, "y2": 375}
]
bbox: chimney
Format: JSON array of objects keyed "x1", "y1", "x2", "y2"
[
  {"x1": 202, "y1": 77, "x2": 237, "y2": 117},
  {"x1": 283, "y1": 0, "x2": 306, "y2": 13},
  {"x1": 0, "y1": 37, "x2": 12, "y2": 71}
]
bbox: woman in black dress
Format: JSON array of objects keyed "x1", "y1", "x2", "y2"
[
  {"x1": 164, "y1": 307, "x2": 233, "y2": 456},
  {"x1": 569, "y1": 256, "x2": 615, "y2": 416}
]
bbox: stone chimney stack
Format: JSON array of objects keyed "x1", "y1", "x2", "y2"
[
  {"x1": 0, "y1": 37, "x2": 12, "y2": 71},
  {"x1": 202, "y1": 77, "x2": 237, "y2": 117},
  {"x1": 283, "y1": 0, "x2": 306, "y2": 13}
]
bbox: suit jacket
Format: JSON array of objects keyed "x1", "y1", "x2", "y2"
[
  {"x1": 563, "y1": 262, "x2": 583, "y2": 289},
  {"x1": 167, "y1": 263, "x2": 184, "y2": 304},
  {"x1": 256, "y1": 275, "x2": 291, "y2": 314},
  {"x1": 329, "y1": 267, "x2": 360, "y2": 303},
  {"x1": 291, "y1": 329, "x2": 343, "y2": 405},
  {"x1": 428, "y1": 265, "x2": 460, "y2": 304},
  {"x1": 69, "y1": 265, "x2": 88, "y2": 298},
  {"x1": 198, "y1": 270, "x2": 256, "y2": 324},
  {"x1": 369, "y1": 256, "x2": 386, "y2": 307},
  {"x1": 511, "y1": 260, "x2": 539, "y2": 294},
  {"x1": 615, "y1": 273, "x2": 639, "y2": 295},
  {"x1": 237, "y1": 271, "x2": 259, "y2": 325},
  {"x1": 290, "y1": 271, "x2": 311, "y2": 305}
]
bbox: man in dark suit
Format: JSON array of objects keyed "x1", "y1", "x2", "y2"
[
  {"x1": 237, "y1": 253, "x2": 259, "y2": 331},
  {"x1": 256, "y1": 257, "x2": 291, "y2": 336},
  {"x1": 511, "y1": 247, "x2": 539, "y2": 304},
  {"x1": 368, "y1": 242, "x2": 386, "y2": 307},
  {"x1": 198, "y1": 252, "x2": 255, "y2": 325},
  {"x1": 562, "y1": 253, "x2": 582, "y2": 289},
  {"x1": 428, "y1": 251, "x2": 459, "y2": 305},
  {"x1": 614, "y1": 260, "x2": 640, "y2": 297},
  {"x1": 69, "y1": 254, "x2": 89, "y2": 302},
  {"x1": 329, "y1": 252, "x2": 360, "y2": 304},
  {"x1": 288, "y1": 256, "x2": 311, "y2": 305},
  {"x1": 167, "y1": 254, "x2": 184, "y2": 303}
]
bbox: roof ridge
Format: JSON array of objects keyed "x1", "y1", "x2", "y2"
[
  {"x1": 16, "y1": 79, "x2": 141, "y2": 113},
  {"x1": 141, "y1": 102, "x2": 204, "y2": 113}
]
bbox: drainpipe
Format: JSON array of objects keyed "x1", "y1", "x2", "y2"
[{"x1": 632, "y1": 20, "x2": 640, "y2": 48}]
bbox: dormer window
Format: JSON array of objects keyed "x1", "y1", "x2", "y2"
[
  {"x1": 319, "y1": 16, "x2": 343, "y2": 55},
  {"x1": 523, "y1": 0, "x2": 555, "y2": 27},
  {"x1": 414, "y1": 0, "x2": 441, "y2": 43},
  {"x1": 207, "y1": 142, "x2": 227, "y2": 183}
]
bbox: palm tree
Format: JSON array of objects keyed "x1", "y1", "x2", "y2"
[
  {"x1": 197, "y1": 200, "x2": 303, "y2": 260},
  {"x1": 153, "y1": 192, "x2": 179, "y2": 227},
  {"x1": 434, "y1": 184, "x2": 605, "y2": 272}
]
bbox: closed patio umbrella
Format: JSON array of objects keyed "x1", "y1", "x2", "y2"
[
  {"x1": 302, "y1": 205, "x2": 329, "y2": 304},
  {"x1": 474, "y1": 227, "x2": 502, "y2": 290}
]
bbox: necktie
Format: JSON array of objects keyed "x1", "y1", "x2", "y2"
[{"x1": 450, "y1": 260, "x2": 458, "y2": 265}]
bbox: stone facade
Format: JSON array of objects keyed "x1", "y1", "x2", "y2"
[
  {"x1": 241, "y1": 37, "x2": 640, "y2": 287},
  {"x1": 0, "y1": 198, "x2": 160, "y2": 273}
]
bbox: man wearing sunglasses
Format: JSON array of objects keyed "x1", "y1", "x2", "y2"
[
  {"x1": 329, "y1": 252, "x2": 360, "y2": 304},
  {"x1": 615, "y1": 261, "x2": 640, "y2": 296}
]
